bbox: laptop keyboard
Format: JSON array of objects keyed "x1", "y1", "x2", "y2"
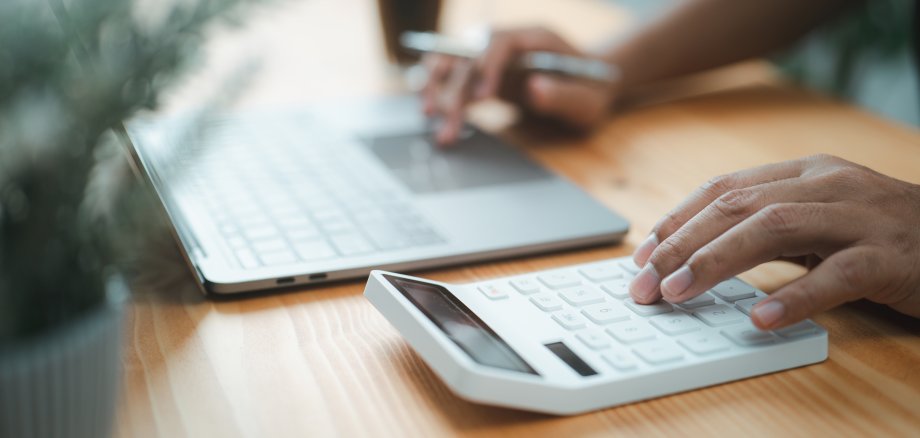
[{"x1": 173, "y1": 117, "x2": 445, "y2": 269}]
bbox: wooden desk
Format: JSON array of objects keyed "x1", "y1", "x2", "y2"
[{"x1": 116, "y1": 0, "x2": 920, "y2": 436}]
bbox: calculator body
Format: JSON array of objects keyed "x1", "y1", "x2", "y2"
[{"x1": 364, "y1": 257, "x2": 828, "y2": 415}]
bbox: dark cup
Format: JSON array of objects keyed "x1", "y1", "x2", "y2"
[{"x1": 377, "y1": 0, "x2": 442, "y2": 64}]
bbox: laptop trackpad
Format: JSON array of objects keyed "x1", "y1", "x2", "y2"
[{"x1": 366, "y1": 129, "x2": 550, "y2": 194}]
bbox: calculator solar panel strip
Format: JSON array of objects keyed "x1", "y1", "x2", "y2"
[{"x1": 363, "y1": 257, "x2": 828, "y2": 415}]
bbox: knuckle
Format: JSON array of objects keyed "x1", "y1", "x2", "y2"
[
  {"x1": 700, "y1": 174, "x2": 737, "y2": 198},
  {"x1": 825, "y1": 166, "x2": 866, "y2": 186},
  {"x1": 786, "y1": 285, "x2": 820, "y2": 317},
  {"x1": 830, "y1": 256, "x2": 864, "y2": 289},
  {"x1": 807, "y1": 153, "x2": 842, "y2": 166},
  {"x1": 757, "y1": 204, "x2": 801, "y2": 237},
  {"x1": 651, "y1": 237, "x2": 686, "y2": 266},
  {"x1": 654, "y1": 211, "x2": 683, "y2": 238},
  {"x1": 688, "y1": 245, "x2": 726, "y2": 274},
  {"x1": 711, "y1": 189, "x2": 758, "y2": 220},
  {"x1": 829, "y1": 251, "x2": 876, "y2": 289}
]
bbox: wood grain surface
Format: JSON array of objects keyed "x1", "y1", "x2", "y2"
[{"x1": 116, "y1": 0, "x2": 920, "y2": 436}]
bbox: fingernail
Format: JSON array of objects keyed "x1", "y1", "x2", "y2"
[
  {"x1": 661, "y1": 265, "x2": 694, "y2": 298},
  {"x1": 633, "y1": 233, "x2": 658, "y2": 267},
  {"x1": 752, "y1": 300, "x2": 785, "y2": 328},
  {"x1": 629, "y1": 263, "x2": 660, "y2": 302}
]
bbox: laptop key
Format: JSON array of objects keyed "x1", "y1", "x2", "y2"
[
  {"x1": 235, "y1": 249, "x2": 259, "y2": 269},
  {"x1": 244, "y1": 225, "x2": 280, "y2": 240},
  {"x1": 286, "y1": 227, "x2": 321, "y2": 241},
  {"x1": 251, "y1": 238, "x2": 288, "y2": 254},
  {"x1": 329, "y1": 233, "x2": 374, "y2": 256},
  {"x1": 259, "y1": 250, "x2": 298, "y2": 266},
  {"x1": 292, "y1": 239, "x2": 337, "y2": 261}
]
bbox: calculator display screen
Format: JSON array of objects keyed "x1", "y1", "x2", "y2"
[{"x1": 385, "y1": 275, "x2": 539, "y2": 375}]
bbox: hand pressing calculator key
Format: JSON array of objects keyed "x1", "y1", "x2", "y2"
[{"x1": 364, "y1": 256, "x2": 827, "y2": 415}]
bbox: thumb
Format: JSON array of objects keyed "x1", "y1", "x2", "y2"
[
  {"x1": 750, "y1": 247, "x2": 882, "y2": 330},
  {"x1": 526, "y1": 74, "x2": 613, "y2": 128}
]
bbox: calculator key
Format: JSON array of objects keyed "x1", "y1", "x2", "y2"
[
  {"x1": 734, "y1": 296, "x2": 765, "y2": 315},
  {"x1": 539, "y1": 272, "x2": 582, "y2": 289},
  {"x1": 618, "y1": 260, "x2": 640, "y2": 275},
  {"x1": 602, "y1": 351, "x2": 637, "y2": 371},
  {"x1": 579, "y1": 264, "x2": 623, "y2": 282},
  {"x1": 711, "y1": 279, "x2": 757, "y2": 302},
  {"x1": 552, "y1": 310, "x2": 588, "y2": 330},
  {"x1": 694, "y1": 304, "x2": 746, "y2": 327},
  {"x1": 721, "y1": 323, "x2": 776, "y2": 346},
  {"x1": 478, "y1": 283, "x2": 509, "y2": 300},
  {"x1": 649, "y1": 313, "x2": 702, "y2": 335},
  {"x1": 558, "y1": 286, "x2": 605, "y2": 307},
  {"x1": 625, "y1": 299, "x2": 673, "y2": 317},
  {"x1": 577, "y1": 329, "x2": 612, "y2": 350},
  {"x1": 607, "y1": 321, "x2": 656, "y2": 344},
  {"x1": 581, "y1": 302, "x2": 630, "y2": 325},
  {"x1": 509, "y1": 278, "x2": 541, "y2": 295},
  {"x1": 775, "y1": 321, "x2": 820, "y2": 338},
  {"x1": 676, "y1": 292, "x2": 715, "y2": 309},
  {"x1": 530, "y1": 293, "x2": 564, "y2": 311},
  {"x1": 599, "y1": 279, "x2": 631, "y2": 299},
  {"x1": 677, "y1": 333, "x2": 732, "y2": 355},
  {"x1": 633, "y1": 341, "x2": 684, "y2": 365}
]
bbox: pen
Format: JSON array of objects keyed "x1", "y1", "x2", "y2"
[{"x1": 400, "y1": 31, "x2": 620, "y2": 85}]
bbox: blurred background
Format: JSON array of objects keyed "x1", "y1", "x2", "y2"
[{"x1": 165, "y1": 0, "x2": 918, "y2": 126}]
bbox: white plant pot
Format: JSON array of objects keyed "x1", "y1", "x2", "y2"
[{"x1": 0, "y1": 278, "x2": 126, "y2": 438}]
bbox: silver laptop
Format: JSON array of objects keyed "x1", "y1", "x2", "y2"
[{"x1": 125, "y1": 95, "x2": 629, "y2": 295}]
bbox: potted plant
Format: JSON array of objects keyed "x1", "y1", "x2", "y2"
[{"x1": 0, "y1": 0, "x2": 254, "y2": 436}]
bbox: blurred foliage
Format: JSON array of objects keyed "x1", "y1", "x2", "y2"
[
  {"x1": 0, "y1": 0, "x2": 258, "y2": 344},
  {"x1": 777, "y1": 0, "x2": 916, "y2": 96}
]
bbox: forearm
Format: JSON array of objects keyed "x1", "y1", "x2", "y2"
[{"x1": 602, "y1": 0, "x2": 858, "y2": 90}]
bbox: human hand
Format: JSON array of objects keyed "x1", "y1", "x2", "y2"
[
  {"x1": 628, "y1": 154, "x2": 920, "y2": 329},
  {"x1": 421, "y1": 27, "x2": 617, "y2": 145}
]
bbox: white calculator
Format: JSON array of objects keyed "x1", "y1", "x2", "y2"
[{"x1": 364, "y1": 256, "x2": 828, "y2": 415}]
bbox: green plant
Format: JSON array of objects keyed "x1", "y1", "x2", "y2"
[{"x1": 0, "y1": 0, "x2": 256, "y2": 344}]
